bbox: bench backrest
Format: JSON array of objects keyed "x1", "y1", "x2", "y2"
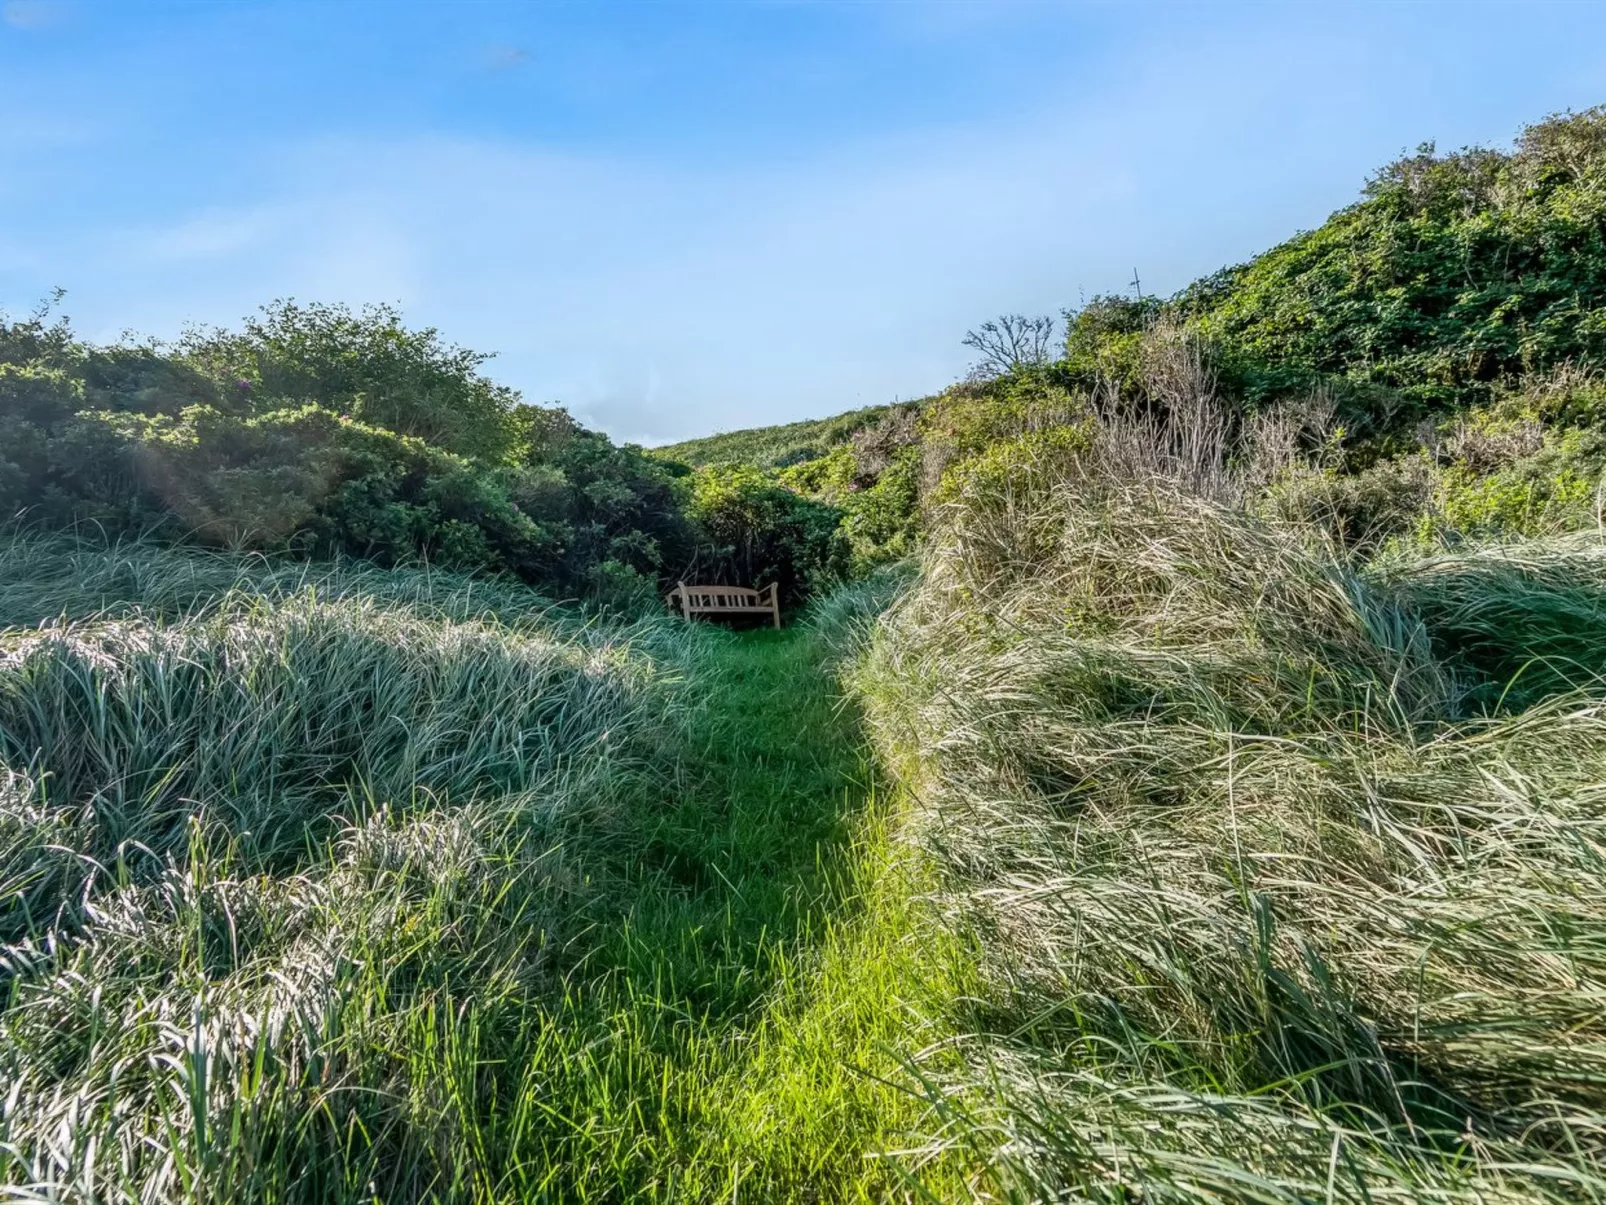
[{"x1": 667, "y1": 582, "x2": 781, "y2": 627}]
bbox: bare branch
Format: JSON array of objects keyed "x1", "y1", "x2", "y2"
[{"x1": 962, "y1": 313, "x2": 1060, "y2": 381}]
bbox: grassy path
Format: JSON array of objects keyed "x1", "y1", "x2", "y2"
[
  {"x1": 599, "y1": 626, "x2": 869, "y2": 1020},
  {"x1": 528, "y1": 623, "x2": 951, "y2": 1202}
]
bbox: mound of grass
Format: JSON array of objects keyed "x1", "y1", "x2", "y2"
[
  {"x1": 0, "y1": 538, "x2": 688, "y2": 1199},
  {"x1": 856, "y1": 471, "x2": 1606, "y2": 1199},
  {"x1": 1373, "y1": 532, "x2": 1606, "y2": 708},
  {"x1": 0, "y1": 527, "x2": 572, "y2": 629}
]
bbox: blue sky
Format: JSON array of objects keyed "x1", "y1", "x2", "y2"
[{"x1": 3, "y1": 1, "x2": 1605, "y2": 444}]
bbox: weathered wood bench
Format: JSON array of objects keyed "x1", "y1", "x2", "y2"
[{"x1": 666, "y1": 581, "x2": 781, "y2": 628}]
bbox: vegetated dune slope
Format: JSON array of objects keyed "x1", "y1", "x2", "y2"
[
  {"x1": 851, "y1": 435, "x2": 1606, "y2": 1200},
  {"x1": 649, "y1": 403, "x2": 897, "y2": 469},
  {"x1": 0, "y1": 533, "x2": 913, "y2": 1202},
  {"x1": 8, "y1": 105, "x2": 1606, "y2": 1203}
]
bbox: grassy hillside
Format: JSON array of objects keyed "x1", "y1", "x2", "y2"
[
  {"x1": 678, "y1": 107, "x2": 1606, "y2": 580},
  {"x1": 651, "y1": 402, "x2": 896, "y2": 469}
]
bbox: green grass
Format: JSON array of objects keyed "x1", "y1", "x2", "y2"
[
  {"x1": 12, "y1": 455, "x2": 1606, "y2": 1203},
  {"x1": 649, "y1": 404, "x2": 898, "y2": 469},
  {"x1": 853, "y1": 464, "x2": 1606, "y2": 1201}
]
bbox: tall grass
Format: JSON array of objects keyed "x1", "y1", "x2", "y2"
[
  {"x1": 856, "y1": 460, "x2": 1606, "y2": 1200},
  {"x1": 0, "y1": 525, "x2": 571, "y2": 629},
  {"x1": 0, "y1": 532, "x2": 932, "y2": 1202},
  {"x1": 1373, "y1": 531, "x2": 1606, "y2": 708},
  {"x1": 0, "y1": 535, "x2": 694, "y2": 1200},
  {"x1": 14, "y1": 444, "x2": 1606, "y2": 1201}
]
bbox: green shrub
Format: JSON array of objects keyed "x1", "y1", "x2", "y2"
[
  {"x1": 1432, "y1": 428, "x2": 1606, "y2": 537},
  {"x1": 178, "y1": 300, "x2": 522, "y2": 461},
  {"x1": 1183, "y1": 108, "x2": 1606, "y2": 421},
  {"x1": 0, "y1": 305, "x2": 724, "y2": 603},
  {"x1": 684, "y1": 464, "x2": 849, "y2": 606}
]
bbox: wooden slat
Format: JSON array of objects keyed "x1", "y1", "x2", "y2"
[{"x1": 668, "y1": 582, "x2": 782, "y2": 625}]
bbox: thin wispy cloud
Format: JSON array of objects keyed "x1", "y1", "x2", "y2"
[
  {"x1": 2, "y1": 0, "x2": 69, "y2": 30},
  {"x1": 483, "y1": 44, "x2": 531, "y2": 72}
]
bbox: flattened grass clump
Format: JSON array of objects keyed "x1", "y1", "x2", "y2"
[
  {"x1": 0, "y1": 526, "x2": 571, "y2": 629},
  {"x1": 860, "y1": 471, "x2": 1606, "y2": 1200},
  {"x1": 1374, "y1": 532, "x2": 1606, "y2": 709},
  {"x1": 0, "y1": 593, "x2": 652, "y2": 872}
]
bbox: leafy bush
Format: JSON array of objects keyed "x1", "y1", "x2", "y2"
[
  {"x1": 178, "y1": 300, "x2": 522, "y2": 460},
  {"x1": 683, "y1": 464, "x2": 849, "y2": 606},
  {"x1": 0, "y1": 302, "x2": 752, "y2": 606},
  {"x1": 1180, "y1": 107, "x2": 1606, "y2": 423}
]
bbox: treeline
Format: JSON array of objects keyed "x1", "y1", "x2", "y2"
[{"x1": 0, "y1": 300, "x2": 847, "y2": 609}]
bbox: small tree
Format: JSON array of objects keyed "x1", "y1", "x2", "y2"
[{"x1": 962, "y1": 313, "x2": 1060, "y2": 381}]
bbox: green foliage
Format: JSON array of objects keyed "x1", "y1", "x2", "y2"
[
  {"x1": 1432, "y1": 430, "x2": 1604, "y2": 537},
  {"x1": 651, "y1": 403, "x2": 899, "y2": 469},
  {"x1": 684, "y1": 464, "x2": 849, "y2": 606},
  {"x1": 0, "y1": 302, "x2": 778, "y2": 607},
  {"x1": 1180, "y1": 107, "x2": 1606, "y2": 423},
  {"x1": 1061, "y1": 293, "x2": 1158, "y2": 395},
  {"x1": 179, "y1": 300, "x2": 522, "y2": 461}
]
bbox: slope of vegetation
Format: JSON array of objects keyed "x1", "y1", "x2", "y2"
[
  {"x1": 674, "y1": 106, "x2": 1606, "y2": 578},
  {"x1": 0, "y1": 300, "x2": 849, "y2": 613},
  {"x1": 651, "y1": 403, "x2": 897, "y2": 469},
  {"x1": 0, "y1": 533, "x2": 922, "y2": 1201},
  {"x1": 854, "y1": 442, "x2": 1606, "y2": 1199}
]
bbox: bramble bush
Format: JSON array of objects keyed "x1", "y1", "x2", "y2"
[{"x1": 683, "y1": 464, "x2": 850, "y2": 607}]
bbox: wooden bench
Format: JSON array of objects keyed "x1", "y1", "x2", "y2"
[{"x1": 667, "y1": 581, "x2": 781, "y2": 628}]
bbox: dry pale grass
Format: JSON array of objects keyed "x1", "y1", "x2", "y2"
[{"x1": 857, "y1": 462, "x2": 1606, "y2": 1201}]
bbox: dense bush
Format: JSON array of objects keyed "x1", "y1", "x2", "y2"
[
  {"x1": 1178, "y1": 107, "x2": 1606, "y2": 424},
  {"x1": 0, "y1": 302, "x2": 733, "y2": 608},
  {"x1": 683, "y1": 463, "x2": 850, "y2": 606}
]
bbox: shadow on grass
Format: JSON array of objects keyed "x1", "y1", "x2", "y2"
[{"x1": 582, "y1": 624, "x2": 877, "y2": 1017}]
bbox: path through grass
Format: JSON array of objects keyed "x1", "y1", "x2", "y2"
[{"x1": 519, "y1": 621, "x2": 956, "y2": 1201}]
